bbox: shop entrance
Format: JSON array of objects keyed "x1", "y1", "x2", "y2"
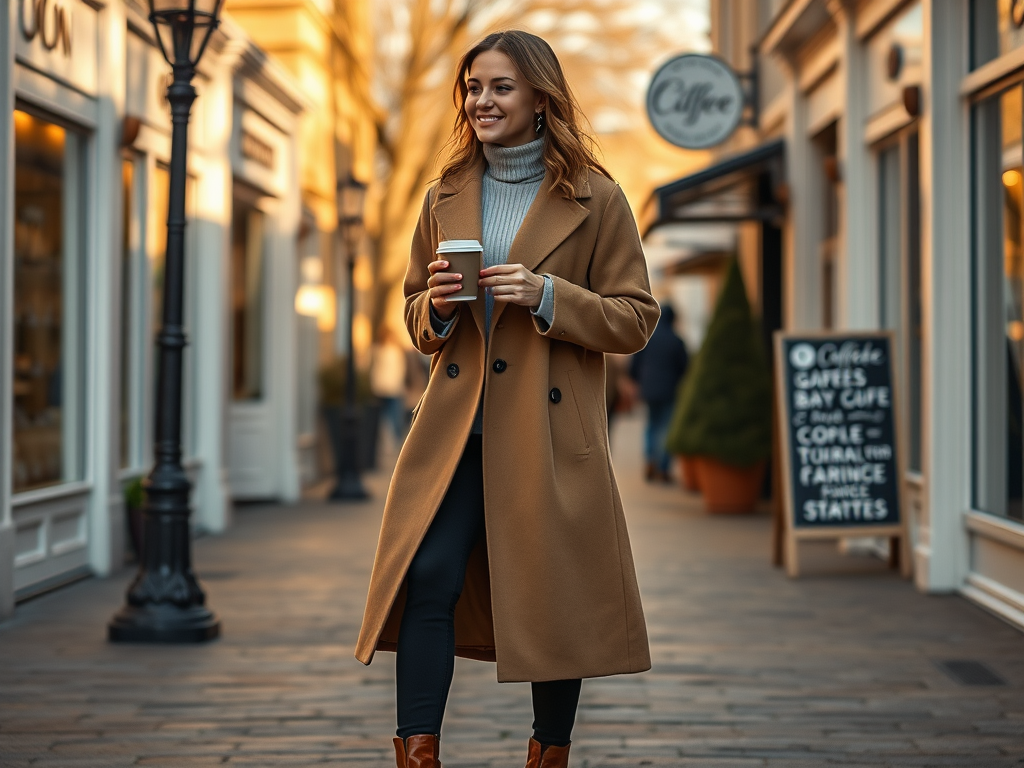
[
  {"x1": 644, "y1": 141, "x2": 786, "y2": 498},
  {"x1": 227, "y1": 182, "x2": 274, "y2": 499}
]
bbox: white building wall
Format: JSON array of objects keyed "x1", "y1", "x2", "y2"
[
  {"x1": 762, "y1": 0, "x2": 1024, "y2": 630},
  {"x1": 0, "y1": 3, "x2": 307, "y2": 619},
  {"x1": 916, "y1": 0, "x2": 971, "y2": 592},
  {"x1": 87, "y1": 0, "x2": 128, "y2": 578},
  {"x1": 782, "y1": 71, "x2": 824, "y2": 331},
  {"x1": 836, "y1": 6, "x2": 877, "y2": 331},
  {"x1": 190, "y1": 43, "x2": 236, "y2": 534}
]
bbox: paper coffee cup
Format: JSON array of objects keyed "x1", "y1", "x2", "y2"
[{"x1": 436, "y1": 239, "x2": 483, "y2": 301}]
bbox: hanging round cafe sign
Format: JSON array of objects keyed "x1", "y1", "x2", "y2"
[{"x1": 647, "y1": 54, "x2": 745, "y2": 150}]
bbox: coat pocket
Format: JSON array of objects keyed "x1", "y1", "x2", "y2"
[
  {"x1": 409, "y1": 394, "x2": 425, "y2": 427},
  {"x1": 565, "y1": 369, "x2": 592, "y2": 456}
]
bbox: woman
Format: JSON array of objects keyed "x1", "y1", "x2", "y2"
[{"x1": 355, "y1": 30, "x2": 660, "y2": 768}]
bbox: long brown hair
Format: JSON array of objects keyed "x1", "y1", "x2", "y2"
[{"x1": 440, "y1": 30, "x2": 612, "y2": 199}]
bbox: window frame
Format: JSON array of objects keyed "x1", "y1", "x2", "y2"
[
  {"x1": 968, "y1": 74, "x2": 1024, "y2": 521},
  {"x1": 230, "y1": 180, "x2": 270, "y2": 404},
  {"x1": 10, "y1": 102, "x2": 89, "y2": 496},
  {"x1": 873, "y1": 123, "x2": 924, "y2": 478}
]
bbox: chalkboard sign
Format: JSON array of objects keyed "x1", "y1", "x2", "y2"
[{"x1": 774, "y1": 331, "x2": 910, "y2": 577}]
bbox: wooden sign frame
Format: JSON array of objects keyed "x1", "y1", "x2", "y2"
[{"x1": 774, "y1": 330, "x2": 911, "y2": 578}]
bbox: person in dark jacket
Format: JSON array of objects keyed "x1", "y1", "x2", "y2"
[{"x1": 630, "y1": 303, "x2": 689, "y2": 482}]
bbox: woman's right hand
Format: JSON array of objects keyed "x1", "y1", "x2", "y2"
[{"x1": 427, "y1": 259, "x2": 462, "y2": 321}]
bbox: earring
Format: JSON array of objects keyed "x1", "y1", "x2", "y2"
[{"x1": 535, "y1": 111, "x2": 545, "y2": 134}]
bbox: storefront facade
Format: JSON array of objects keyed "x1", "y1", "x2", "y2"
[
  {"x1": 1, "y1": 1, "x2": 308, "y2": 617},
  {"x1": 225, "y1": 0, "x2": 379, "y2": 490},
  {"x1": 653, "y1": 0, "x2": 1024, "y2": 629}
]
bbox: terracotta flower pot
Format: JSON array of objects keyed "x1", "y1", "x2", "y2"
[
  {"x1": 678, "y1": 455, "x2": 700, "y2": 492},
  {"x1": 695, "y1": 457, "x2": 766, "y2": 514}
]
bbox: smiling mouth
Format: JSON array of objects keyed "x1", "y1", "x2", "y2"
[{"x1": 477, "y1": 115, "x2": 503, "y2": 124}]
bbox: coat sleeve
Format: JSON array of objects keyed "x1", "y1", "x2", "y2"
[
  {"x1": 534, "y1": 184, "x2": 660, "y2": 354},
  {"x1": 404, "y1": 187, "x2": 461, "y2": 356}
]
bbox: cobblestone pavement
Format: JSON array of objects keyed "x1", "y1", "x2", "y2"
[{"x1": 2, "y1": 416, "x2": 1024, "y2": 767}]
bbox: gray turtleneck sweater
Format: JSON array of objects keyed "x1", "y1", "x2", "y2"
[
  {"x1": 430, "y1": 137, "x2": 555, "y2": 433},
  {"x1": 480, "y1": 138, "x2": 554, "y2": 334}
]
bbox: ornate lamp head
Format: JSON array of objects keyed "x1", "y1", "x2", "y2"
[
  {"x1": 147, "y1": 0, "x2": 224, "y2": 69},
  {"x1": 338, "y1": 175, "x2": 368, "y2": 224},
  {"x1": 337, "y1": 175, "x2": 367, "y2": 253}
]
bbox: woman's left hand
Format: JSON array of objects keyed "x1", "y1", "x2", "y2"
[{"x1": 478, "y1": 264, "x2": 545, "y2": 309}]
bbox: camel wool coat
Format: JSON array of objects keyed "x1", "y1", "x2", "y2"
[{"x1": 354, "y1": 160, "x2": 660, "y2": 683}]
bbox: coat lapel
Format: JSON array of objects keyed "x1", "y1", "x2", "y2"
[
  {"x1": 492, "y1": 173, "x2": 591, "y2": 331},
  {"x1": 432, "y1": 163, "x2": 593, "y2": 338}
]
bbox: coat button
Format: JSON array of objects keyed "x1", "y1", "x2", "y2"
[
  {"x1": 447, "y1": 363, "x2": 459, "y2": 379},
  {"x1": 423, "y1": 329, "x2": 430, "y2": 340},
  {"x1": 549, "y1": 387, "x2": 561, "y2": 404},
  {"x1": 492, "y1": 359, "x2": 507, "y2": 373}
]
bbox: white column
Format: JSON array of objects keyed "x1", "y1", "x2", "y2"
[
  {"x1": 782, "y1": 61, "x2": 822, "y2": 330},
  {"x1": 272, "y1": 127, "x2": 302, "y2": 503},
  {"x1": 190, "y1": 55, "x2": 234, "y2": 533},
  {"x1": 0, "y1": 0, "x2": 16, "y2": 618},
  {"x1": 916, "y1": 0, "x2": 971, "y2": 591},
  {"x1": 85, "y1": 0, "x2": 128, "y2": 578},
  {"x1": 835, "y1": 6, "x2": 876, "y2": 330}
]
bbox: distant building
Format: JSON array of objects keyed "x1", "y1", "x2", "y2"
[
  {"x1": 646, "y1": 0, "x2": 1024, "y2": 630},
  {"x1": 225, "y1": 0, "x2": 379, "y2": 493}
]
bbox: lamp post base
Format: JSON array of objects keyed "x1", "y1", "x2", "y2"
[
  {"x1": 326, "y1": 404, "x2": 369, "y2": 501},
  {"x1": 329, "y1": 472, "x2": 369, "y2": 501},
  {"x1": 108, "y1": 603, "x2": 220, "y2": 643}
]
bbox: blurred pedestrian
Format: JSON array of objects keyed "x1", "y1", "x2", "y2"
[
  {"x1": 630, "y1": 303, "x2": 689, "y2": 483},
  {"x1": 354, "y1": 30, "x2": 659, "y2": 768},
  {"x1": 371, "y1": 325, "x2": 409, "y2": 443}
]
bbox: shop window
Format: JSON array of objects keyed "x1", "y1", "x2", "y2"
[
  {"x1": 11, "y1": 109, "x2": 85, "y2": 493},
  {"x1": 972, "y1": 0, "x2": 1024, "y2": 69},
  {"x1": 973, "y1": 84, "x2": 1024, "y2": 521},
  {"x1": 231, "y1": 193, "x2": 265, "y2": 401},
  {"x1": 879, "y1": 134, "x2": 924, "y2": 474},
  {"x1": 879, "y1": 146, "x2": 901, "y2": 331}
]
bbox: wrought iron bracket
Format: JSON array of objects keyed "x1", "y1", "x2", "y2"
[{"x1": 736, "y1": 45, "x2": 760, "y2": 129}]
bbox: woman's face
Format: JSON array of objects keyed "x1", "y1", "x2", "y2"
[{"x1": 465, "y1": 50, "x2": 546, "y2": 148}]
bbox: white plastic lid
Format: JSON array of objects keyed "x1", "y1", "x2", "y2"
[{"x1": 436, "y1": 239, "x2": 483, "y2": 253}]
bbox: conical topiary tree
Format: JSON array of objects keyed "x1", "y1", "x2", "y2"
[{"x1": 666, "y1": 257, "x2": 772, "y2": 467}]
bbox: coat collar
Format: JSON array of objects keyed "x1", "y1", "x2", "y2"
[{"x1": 433, "y1": 158, "x2": 592, "y2": 337}]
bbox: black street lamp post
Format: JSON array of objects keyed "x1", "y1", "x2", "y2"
[
  {"x1": 109, "y1": 0, "x2": 223, "y2": 643},
  {"x1": 329, "y1": 176, "x2": 368, "y2": 501}
]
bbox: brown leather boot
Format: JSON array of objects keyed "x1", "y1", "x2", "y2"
[
  {"x1": 525, "y1": 737, "x2": 571, "y2": 768},
  {"x1": 393, "y1": 734, "x2": 442, "y2": 768}
]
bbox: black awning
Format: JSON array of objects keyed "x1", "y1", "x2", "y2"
[{"x1": 650, "y1": 139, "x2": 785, "y2": 228}]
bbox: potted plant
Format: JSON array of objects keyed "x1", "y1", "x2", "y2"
[
  {"x1": 678, "y1": 454, "x2": 701, "y2": 492},
  {"x1": 319, "y1": 357, "x2": 380, "y2": 471},
  {"x1": 666, "y1": 258, "x2": 772, "y2": 513}
]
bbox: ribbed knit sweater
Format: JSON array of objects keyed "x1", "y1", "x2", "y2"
[{"x1": 480, "y1": 137, "x2": 551, "y2": 338}]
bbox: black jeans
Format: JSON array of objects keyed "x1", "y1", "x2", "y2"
[{"x1": 395, "y1": 434, "x2": 581, "y2": 746}]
